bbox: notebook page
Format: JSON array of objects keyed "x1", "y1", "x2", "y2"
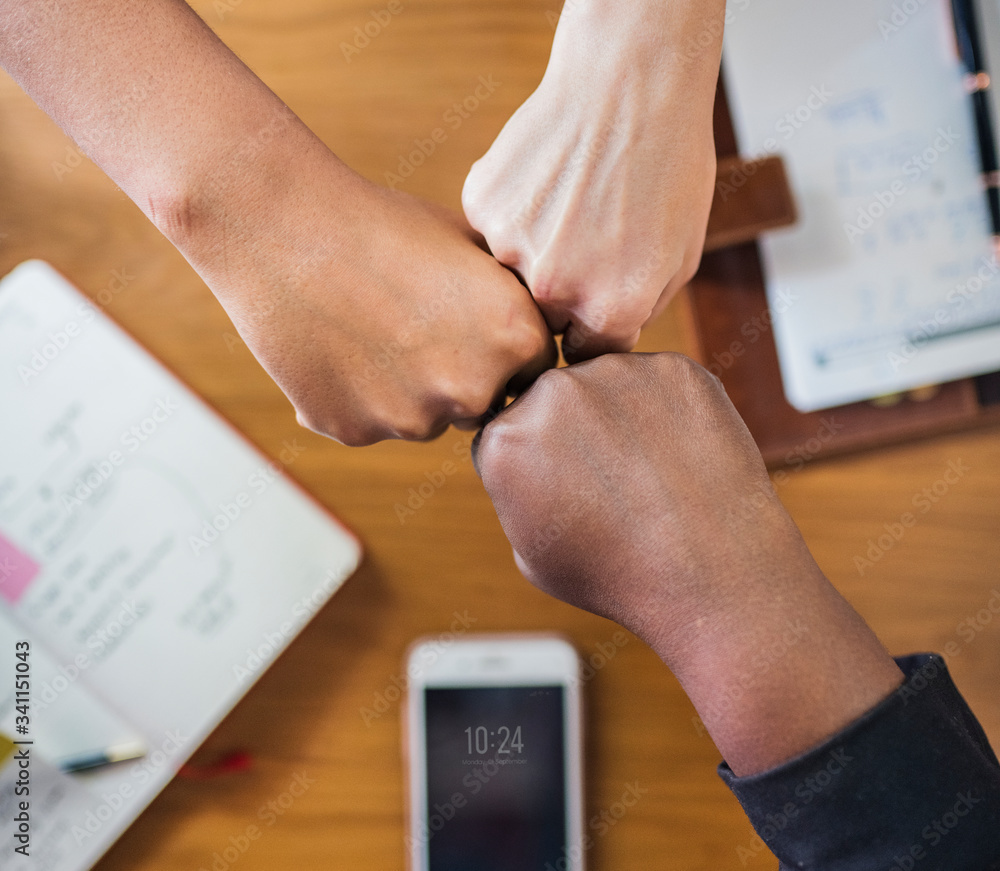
[{"x1": 723, "y1": 0, "x2": 1000, "y2": 410}]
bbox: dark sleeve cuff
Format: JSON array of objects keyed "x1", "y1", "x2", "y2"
[{"x1": 717, "y1": 654, "x2": 1000, "y2": 870}]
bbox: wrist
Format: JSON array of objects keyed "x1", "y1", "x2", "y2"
[
  {"x1": 147, "y1": 109, "x2": 363, "y2": 304},
  {"x1": 637, "y1": 514, "x2": 904, "y2": 776},
  {"x1": 561, "y1": 0, "x2": 725, "y2": 75},
  {"x1": 544, "y1": 0, "x2": 724, "y2": 137}
]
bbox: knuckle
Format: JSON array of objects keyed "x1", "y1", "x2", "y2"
[
  {"x1": 461, "y1": 179, "x2": 486, "y2": 227},
  {"x1": 511, "y1": 316, "x2": 549, "y2": 362},
  {"x1": 450, "y1": 384, "x2": 497, "y2": 422},
  {"x1": 576, "y1": 305, "x2": 635, "y2": 348},
  {"x1": 475, "y1": 415, "x2": 521, "y2": 479},
  {"x1": 467, "y1": 217, "x2": 519, "y2": 267},
  {"x1": 487, "y1": 236, "x2": 522, "y2": 269},
  {"x1": 473, "y1": 421, "x2": 504, "y2": 476},
  {"x1": 329, "y1": 418, "x2": 378, "y2": 447},
  {"x1": 295, "y1": 408, "x2": 322, "y2": 435},
  {"x1": 485, "y1": 219, "x2": 524, "y2": 266},
  {"x1": 530, "y1": 365, "x2": 579, "y2": 407},
  {"x1": 298, "y1": 411, "x2": 375, "y2": 447},
  {"x1": 431, "y1": 373, "x2": 499, "y2": 427},
  {"x1": 656, "y1": 351, "x2": 719, "y2": 390},
  {"x1": 462, "y1": 155, "x2": 488, "y2": 193},
  {"x1": 334, "y1": 427, "x2": 377, "y2": 448},
  {"x1": 390, "y1": 410, "x2": 436, "y2": 442},
  {"x1": 526, "y1": 262, "x2": 565, "y2": 306},
  {"x1": 678, "y1": 251, "x2": 703, "y2": 286}
]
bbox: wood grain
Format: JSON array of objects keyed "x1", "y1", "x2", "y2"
[{"x1": 1, "y1": 2, "x2": 998, "y2": 869}]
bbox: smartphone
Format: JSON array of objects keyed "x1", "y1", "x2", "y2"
[{"x1": 405, "y1": 634, "x2": 584, "y2": 871}]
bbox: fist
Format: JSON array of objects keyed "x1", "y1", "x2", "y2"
[
  {"x1": 462, "y1": 1, "x2": 719, "y2": 362},
  {"x1": 474, "y1": 353, "x2": 807, "y2": 644}
]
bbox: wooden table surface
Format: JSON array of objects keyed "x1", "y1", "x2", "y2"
[{"x1": 2, "y1": 1, "x2": 999, "y2": 868}]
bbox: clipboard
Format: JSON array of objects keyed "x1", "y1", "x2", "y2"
[{"x1": 694, "y1": 80, "x2": 1000, "y2": 468}]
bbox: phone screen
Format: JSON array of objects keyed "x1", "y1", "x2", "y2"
[{"x1": 421, "y1": 685, "x2": 567, "y2": 871}]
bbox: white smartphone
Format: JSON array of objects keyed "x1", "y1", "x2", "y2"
[{"x1": 405, "y1": 634, "x2": 584, "y2": 871}]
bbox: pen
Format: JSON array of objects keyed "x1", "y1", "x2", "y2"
[
  {"x1": 59, "y1": 739, "x2": 147, "y2": 773},
  {"x1": 950, "y1": 0, "x2": 1000, "y2": 253}
]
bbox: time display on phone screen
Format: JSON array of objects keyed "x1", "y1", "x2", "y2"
[
  {"x1": 421, "y1": 685, "x2": 566, "y2": 871},
  {"x1": 464, "y1": 724, "x2": 524, "y2": 756}
]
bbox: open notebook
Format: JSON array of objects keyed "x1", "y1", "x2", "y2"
[
  {"x1": 0, "y1": 261, "x2": 362, "y2": 870},
  {"x1": 722, "y1": 0, "x2": 1000, "y2": 411}
]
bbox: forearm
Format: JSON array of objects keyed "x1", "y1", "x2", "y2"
[
  {"x1": 0, "y1": 0, "x2": 356, "y2": 259},
  {"x1": 647, "y1": 512, "x2": 905, "y2": 777}
]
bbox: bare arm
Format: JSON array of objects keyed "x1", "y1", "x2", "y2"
[
  {"x1": 473, "y1": 353, "x2": 904, "y2": 775},
  {"x1": 0, "y1": 0, "x2": 306, "y2": 234},
  {"x1": 0, "y1": 1, "x2": 554, "y2": 444}
]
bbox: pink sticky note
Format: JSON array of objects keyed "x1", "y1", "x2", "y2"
[{"x1": 0, "y1": 532, "x2": 40, "y2": 605}]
